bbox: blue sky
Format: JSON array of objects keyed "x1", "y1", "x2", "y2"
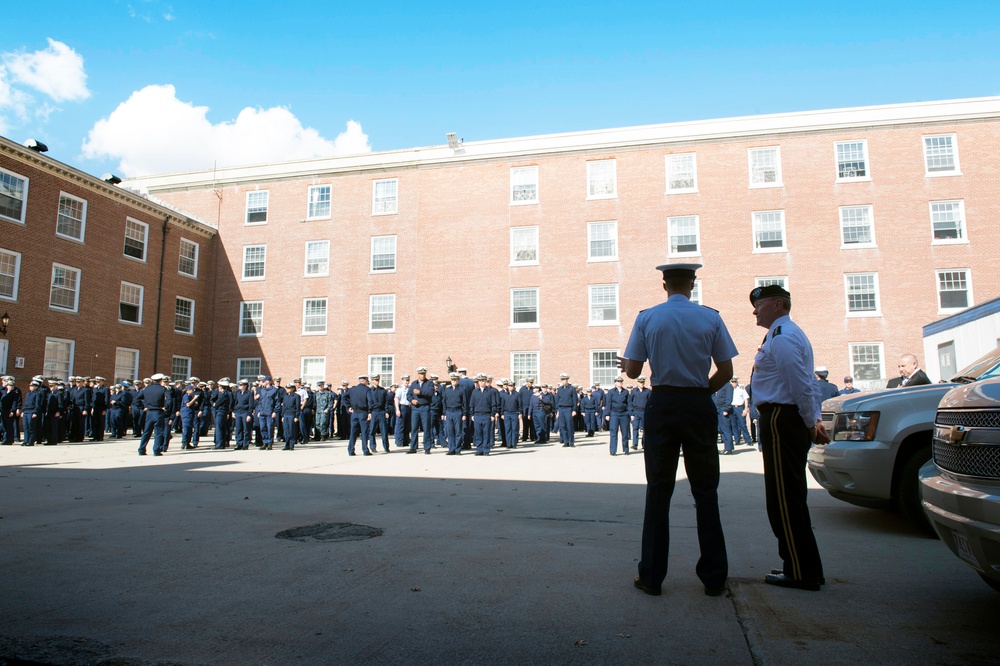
[{"x1": 3, "y1": 0, "x2": 999, "y2": 177}]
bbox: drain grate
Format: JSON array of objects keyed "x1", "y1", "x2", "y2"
[{"x1": 275, "y1": 522, "x2": 383, "y2": 543}]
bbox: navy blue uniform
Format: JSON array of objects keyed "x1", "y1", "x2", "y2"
[
  {"x1": 280, "y1": 390, "x2": 301, "y2": 449},
  {"x1": 441, "y1": 384, "x2": 468, "y2": 454},
  {"x1": 499, "y1": 389, "x2": 521, "y2": 449},
  {"x1": 255, "y1": 385, "x2": 280, "y2": 449},
  {"x1": 629, "y1": 386, "x2": 649, "y2": 449},
  {"x1": 606, "y1": 385, "x2": 632, "y2": 455},
  {"x1": 555, "y1": 384, "x2": 578, "y2": 447},
  {"x1": 345, "y1": 383, "x2": 372, "y2": 455},
  {"x1": 138, "y1": 383, "x2": 171, "y2": 456},
  {"x1": 212, "y1": 388, "x2": 234, "y2": 449},
  {"x1": 232, "y1": 386, "x2": 255, "y2": 449},
  {"x1": 409, "y1": 378, "x2": 434, "y2": 453},
  {"x1": 21, "y1": 387, "x2": 44, "y2": 446},
  {"x1": 367, "y1": 385, "x2": 391, "y2": 452},
  {"x1": 469, "y1": 386, "x2": 494, "y2": 454}
]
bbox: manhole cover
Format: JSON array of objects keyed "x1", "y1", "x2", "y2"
[{"x1": 275, "y1": 522, "x2": 383, "y2": 543}]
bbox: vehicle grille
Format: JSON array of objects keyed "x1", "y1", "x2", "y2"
[
  {"x1": 821, "y1": 412, "x2": 835, "y2": 429},
  {"x1": 936, "y1": 410, "x2": 1000, "y2": 428},
  {"x1": 933, "y1": 440, "x2": 1000, "y2": 478}
]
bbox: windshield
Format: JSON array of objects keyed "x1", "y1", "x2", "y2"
[{"x1": 951, "y1": 347, "x2": 1000, "y2": 383}]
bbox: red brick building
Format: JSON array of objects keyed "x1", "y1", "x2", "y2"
[{"x1": 0, "y1": 136, "x2": 217, "y2": 383}]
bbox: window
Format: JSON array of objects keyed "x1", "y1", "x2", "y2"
[
  {"x1": 748, "y1": 147, "x2": 782, "y2": 187},
  {"x1": 124, "y1": 218, "x2": 148, "y2": 261},
  {"x1": 665, "y1": 153, "x2": 697, "y2": 193},
  {"x1": 511, "y1": 288, "x2": 539, "y2": 327},
  {"x1": 171, "y1": 356, "x2": 192, "y2": 383},
  {"x1": 43, "y1": 337, "x2": 74, "y2": 382},
  {"x1": 755, "y1": 276, "x2": 788, "y2": 290},
  {"x1": 237, "y1": 358, "x2": 262, "y2": 382},
  {"x1": 49, "y1": 263, "x2": 81, "y2": 312},
  {"x1": 845, "y1": 273, "x2": 880, "y2": 316},
  {"x1": 511, "y1": 352, "x2": 539, "y2": 387},
  {"x1": 303, "y1": 298, "x2": 328, "y2": 335},
  {"x1": 690, "y1": 279, "x2": 702, "y2": 306},
  {"x1": 589, "y1": 284, "x2": 619, "y2": 325},
  {"x1": 930, "y1": 200, "x2": 966, "y2": 243},
  {"x1": 937, "y1": 270, "x2": 972, "y2": 312},
  {"x1": 588, "y1": 221, "x2": 618, "y2": 261},
  {"x1": 178, "y1": 238, "x2": 199, "y2": 277},
  {"x1": 243, "y1": 245, "x2": 266, "y2": 280},
  {"x1": 510, "y1": 166, "x2": 539, "y2": 204},
  {"x1": 174, "y1": 297, "x2": 195, "y2": 334},
  {"x1": 240, "y1": 301, "x2": 263, "y2": 337},
  {"x1": 246, "y1": 190, "x2": 269, "y2": 224},
  {"x1": 587, "y1": 160, "x2": 617, "y2": 199},
  {"x1": 591, "y1": 350, "x2": 619, "y2": 387},
  {"x1": 924, "y1": 134, "x2": 960, "y2": 175},
  {"x1": 369, "y1": 355, "x2": 395, "y2": 381},
  {"x1": 115, "y1": 348, "x2": 139, "y2": 385},
  {"x1": 119, "y1": 282, "x2": 144, "y2": 324},
  {"x1": 668, "y1": 216, "x2": 700, "y2": 256},
  {"x1": 840, "y1": 206, "x2": 876, "y2": 247},
  {"x1": 301, "y1": 357, "x2": 326, "y2": 387},
  {"x1": 0, "y1": 168, "x2": 28, "y2": 224},
  {"x1": 0, "y1": 248, "x2": 21, "y2": 301},
  {"x1": 369, "y1": 294, "x2": 395, "y2": 332},
  {"x1": 371, "y1": 236, "x2": 397, "y2": 272},
  {"x1": 308, "y1": 185, "x2": 331, "y2": 219},
  {"x1": 305, "y1": 240, "x2": 330, "y2": 277},
  {"x1": 849, "y1": 343, "x2": 884, "y2": 381},
  {"x1": 56, "y1": 192, "x2": 87, "y2": 241},
  {"x1": 752, "y1": 211, "x2": 786, "y2": 252},
  {"x1": 372, "y1": 179, "x2": 398, "y2": 215},
  {"x1": 509, "y1": 226, "x2": 539, "y2": 265},
  {"x1": 835, "y1": 141, "x2": 869, "y2": 181}
]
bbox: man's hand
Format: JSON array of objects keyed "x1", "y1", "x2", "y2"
[{"x1": 809, "y1": 422, "x2": 831, "y2": 445}]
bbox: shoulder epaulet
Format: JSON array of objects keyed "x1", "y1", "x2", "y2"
[
  {"x1": 700, "y1": 305, "x2": 720, "y2": 313},
  {"x1": 638, "y1": 308, "x2": 648, "y2": 314},
  {"x1": 773, "y1": 326, "x2": 782, "y2": 336}
]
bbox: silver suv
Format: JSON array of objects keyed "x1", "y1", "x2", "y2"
[
  {"x1": 808, "y1": 347, "x2": 1000, "y2": 533},
  {"x1": 920, "y1": 378, "x2": 1000, "y2": 592}
]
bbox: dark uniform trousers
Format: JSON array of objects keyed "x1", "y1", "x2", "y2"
[
  {"x1": 639, "y1": 390, "x2": 727, "y2": 590},
  {"x1": 757, "y1": 403, "x2": 824, "y2": 582}
]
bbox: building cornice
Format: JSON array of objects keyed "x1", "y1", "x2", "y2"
[{"x1": 124, "y1": 96, "x2": 1000, "y2": 193}]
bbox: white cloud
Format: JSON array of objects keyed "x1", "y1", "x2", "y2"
[
  {"x1": 82, "y1": 84, "x2": 372, "y2": 177},
  {"x1": 3, "y1": 39, "x2": 89, "y2": 103}
]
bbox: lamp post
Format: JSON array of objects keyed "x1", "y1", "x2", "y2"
[{"x1": 0, "y1": 311, "x2": 8, "y2": 336}]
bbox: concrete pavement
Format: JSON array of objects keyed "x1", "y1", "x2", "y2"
[{"x1": 0, "y1": 433, "x2": 995, "y2": 665}]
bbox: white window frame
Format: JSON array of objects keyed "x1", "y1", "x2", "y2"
[
  {"x1": 368, "y1": 354, "x2": 395, "y2": 381},
  {"x1": 834, "y1": 140, "x2": 870, "y2": 182},
  {"x1": 755, "y1": 276, "x2": 789, "y2": 291},
  {"x1": 849, "y1": 342, "x2": 885, "y2": 383},
  {"x1": 372, "y1": 179, "x2": 398, "y2": 215},
  {"x1": 171, "y1": 356, "x2": 192, "y2": 383},
  {"x1": 123, "y1": 217, "x2": 149, "y2": 263},
  {"x1": 589, "y1": 284, "x2": 620, "y2": 326},
  {"x1": 667, "y1": 215, "x2": 700, "y2": 257},
  {"x1": 748, "y1": 147, "x2": 782, "y2": 188},
  {"x1": 56, "y1": 191, "x2": 87, "y2": 243},
  {"x1": 307, "y1": 184, "x2": 332, "y2": 220},
  {"x1": 665, "y1": 153, "x2": 698, "y2": 194},
  {"x1": 923, "y1": 133, "x2": 961, "y2": 177},
  {"x1": 178, "y1": 238, "x2": 199, "y2": 278},
  {"x1": 587, "y1": 221, "x2": 618, "y2": 262},
  {"x1": 510, "y1": 226, "x2": 539, "y2": 266},
  {"x1": 370, "y1": 235, "x2": 397, "y2": 273},
  {"x1": 936, "y1": 269, "x2": 973, "y2": 314},
  {"x1": 0, "y1": 247, "x2": 21, "y2": 302},
  {"x1": 240, "y1": 301, "x2": 264, "y2": 337},
  {"x1": 511, "y1": 351, "x2": 540, "y2": 387},
  {"x1": 590, "y1": 349, "x2": 619, "y2": 388},
  {"x1": 510, "y1": 166, "x2": 539, "y2": 205},
  {"x1": 929, "y1": 200, "x2": 968, "y2": 245},
  {"x1": 301, "y1": 356, "x2": 326, "y2": 387},
  {"x1": 690, "y1": 279, "x2": 702, "y2": 306},
  {"x1": 242, "y1": 244, "x2": 266, "y2": 281},
  {"x1": 118, "y1": 281, "x2": 144, "y2": 325},
  {"x1": 302, "y1": 297, "x2": 328, "y2": 335},
  {"x1": 49, "y1": 263, "x2": 81, "y2": 313},
  {"x1": 0, "y1": 167, "x2": 29, "y2": 225},
  {"x1": 510, "y1": 287, "x2": 540, "y2": 329},
  {"x1": 43, "y1": 337, "x2": 75, "y2": 382},
  {"x1": 245, "y1": 190, "x2": 269, "y2": 225},
  {"x1": 237, "y1": 357, "x2": 262, "y2": 382},
  {"x1": 114, "y1": 348, "x2": 140, "y2": 385},
  {"x1": 839, "y1": 205, "x2": 876, "y2": 248},
  {"x1": 586, "y1": 160, "x2": 617, "y2": 199},
  {"x1": 752, "y1": 210, "x2": 787, "y2": 253},
  {"x1": 369, "y1": 294, "x2": 396, "y2": 333},
  {"x1": 844, "y1": 273, "x2": 881, "y2": 317},
  {"x1": 304, "y1": 240, "x2": 330, "y2": 277},
  {"x1": 174, "y1": 296, "x2": 195, "y2": 335}
]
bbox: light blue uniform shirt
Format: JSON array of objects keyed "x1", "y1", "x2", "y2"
[
  {"x1": 624, "y1": 294, "x2": 738, "y2": 388},
  {"x1": 749, "y1": 314, "x2": 821, "y2": 427}
]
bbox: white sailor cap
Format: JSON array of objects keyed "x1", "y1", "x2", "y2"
[
  {"x1": 560, "y1": 373, "x2": 570, "y2": 379},
  {"x1": 655, "y1": 262, "x2": 701, "y2": 278}
]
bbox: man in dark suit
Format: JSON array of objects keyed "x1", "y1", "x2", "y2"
[{"x1": 894, "y1": 354, "x2": 931, "y2": 388}]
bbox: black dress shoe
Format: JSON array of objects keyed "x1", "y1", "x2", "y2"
[
  {"x1": 425, "y1": 450, "x2": 431, "y2": 455},
  {"x1": 406, "y1": 450, "x2": 417, "y2": 454},
  {"x1": 633, "y1": 576, "x2": 661, "y2": 596},
  {"x1": 770, "y1": 569, "x2": 825, "y2": 585},
  {"x1": 610, "y1": 452, "x2": 616, "y2": 456},
  {"x1": 704, "y1": 583, "x2": 727, "y2": 597},
  {"x1": 764, "y1": 572, "x2": 821, "y2": 591}
]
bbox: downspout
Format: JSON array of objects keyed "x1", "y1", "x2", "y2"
[{"x1": 152, "y1": 215, "x2": 170, "y2": 370}]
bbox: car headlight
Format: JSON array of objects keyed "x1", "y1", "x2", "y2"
[{"x1": 832, "y1": 411, "x2": 880, "y2": 441}]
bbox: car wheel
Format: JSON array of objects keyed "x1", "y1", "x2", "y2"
[
  {"x1": 979, "y1": 573, "x2": 1000, "y2": 593},
  {"x1": 897, "y1": 443, "x2": 937, "y2": 537}
]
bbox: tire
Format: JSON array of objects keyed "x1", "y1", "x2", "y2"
[
  {"x1": 896, "y1": 443, "x2": 937, "y2": 537},
  {"x1": 979, "y1": 573, "x2": 1000, "y2": 593}
]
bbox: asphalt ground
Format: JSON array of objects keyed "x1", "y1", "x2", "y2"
[{"x1": 0, "y1": 430, "x2": 996, "y2": 665}]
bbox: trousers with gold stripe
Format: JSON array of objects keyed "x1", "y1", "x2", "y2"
[{"x1": 758, "y1": 403, "x2": 824, "y2": 582}]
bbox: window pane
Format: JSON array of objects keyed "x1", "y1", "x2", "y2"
[
  {"x1": 669, "y1": 216, "x2": 698, "y2": 254},
  {"x1": 179, "y1": 239, "x2": 198, "y2": 276},
  {"x1": 846, "y1": 274, "x2": 877, "y2": 312},
  {"x1": 244, "y1": 246, "x2": 266, "y2": 278},
  {"x1": 0, "y1": 249, "x2": 19, "y2": 299},
  {"x1": 851, "y1": 344, "x2": 882, "y2": 380},
  {"x1": 175, "y1": 298, "x2": 194, "y2": 333},
  {"x1": 938, "y1": 271, "x2": 969, "y2": 309},
  {"x1": 511, "y1": 167, "x2": 538, "y2": 202},
  {"x1": 841, "y1": 207, "x2": 873, "y2": 244},
  {"x1": 371, "y1": 236, "x2": 396, "y2": 271},
  {"x1": 589, "y1": 222, "x2": 617, "y2": 258},
  {"x1": 43, "y1": 338, "x2": 73, "y2": 381},
  {"x1": 666, "y1": 154, "x2": 695, "y2": 190},
  {"x1": 119, "y1": 282, "x2": 142, "y2": 323},
  {"x1": 591, "y1": 350, "x2": 618, "y2": 386},
  {"x1": 511, "y1": 352, "x2": 539, "y2": 386},
  {"x1": 124, "y1": 220, "x2": 147, "y2": 260},
  {"x1": 0, "y1": 171, "x2": 26, "y2": 221},
  {"x1": 304, "y1": 298, "x2": 327, "y2": 333},
  {"x1": 590, "y1": 285, "x2": 618, "y2": 322},
  {"x1": 115, "y1": 348, "x2": 138, "y2": 384},
  {"x1": 370, "y1": 295, "x2": 395, "y2": 330},
  {"x1": 512, "y1": 289, "x2": 538, "y2": 325},
  {"x1": 588, "y1": 160, "x2": 616, "y2": 197},
  {"x1": 373, "y1": 180, "x2": 398, "y2": 214},
  {"x1": 306, "y1": 241, "x2": 330, "y2": 275},
  {"x1": 753, "y1": 212, "x2": 784, "y2": 249},
  {"x1": 241, "y1": 302, "x2": 263, "y2": 336},
  {"x1": 750, "y1": 148, "x2": 780, "y2": 185},
  {"x1": 836, "y1": 142, "x2": 867, "y2": 178},
  {"x1": 931, "y1": 201, "x2": 964, "y2": 240},
  {"x1": 246, "y1": 191, "x2": 269, "y2": 223},
  {"x1": 238, "y1": 358, "x2": 262, "y2": 381},
  {"x1": 171, "y1": 356, "x2": 191, "y2": 382},
  {"x1": 511, "y1": 227, "x2": 538, "y2": 263},
  {"x1": 309, "y1": 186, "x2": 331, "y2": 218},
  {"x1": 57, "y1": 194, "x2": 86, "y2": 239},
  {"x1": 50, "y1": 265, "x2": 79, "y2": 310},
  {"x1": 925, "y1": 135, "x2": 956, "y2": 172}
]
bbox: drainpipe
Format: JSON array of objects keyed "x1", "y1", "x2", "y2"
[{"x1": 152, "y1": 215, "x2": 170, "y2": 370}]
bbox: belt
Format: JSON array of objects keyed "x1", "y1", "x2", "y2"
[
  {"x1": 755, "y1": 403, "x2": 794, "y2": 411},
  {"x1": 651, "y1": 385, "x2": 711, "y2": 395}
]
